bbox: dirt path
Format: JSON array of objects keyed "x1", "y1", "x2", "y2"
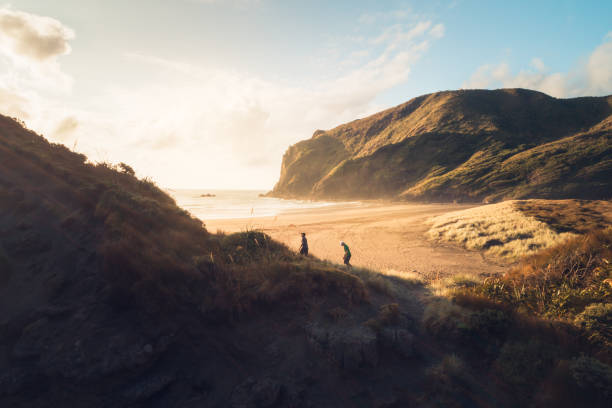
[{"x1": 205, "y1": 202, "x2": 508, "y2": 279}]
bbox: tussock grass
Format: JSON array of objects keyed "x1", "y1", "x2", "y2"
[
  {"x1": 514, "y1": 199, "x2": 612, "y2": 234},
  {"x1": 349, "y1": 266, "x2": 425, "y2": 297},
  {"x1": 427, "y1": 201, "x2": 576, "y2": 260},
  {"x1": 428, "y1": 273, "x2": 482, "y2": 297}
]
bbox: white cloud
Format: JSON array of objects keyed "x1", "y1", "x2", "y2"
[
  {"x1": 0, "y1": 7, "x2": 74, "y2": 61},
  {"x1": 586, "y1": 32, "x2": 612, "y2": 95},
  {"x1": 430, "y1": 23, "x2": 445, "y2": 39},
  {"x1": 531, "y1": 57, "x2": 546, "y2": 72},
  {"x1": 463, "y1": 32, "x2": 612, "y2": 97}
]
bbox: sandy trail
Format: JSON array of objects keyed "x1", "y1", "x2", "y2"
[{"x1": 205, "y1": 202, "x2": 508, "y2": 279}]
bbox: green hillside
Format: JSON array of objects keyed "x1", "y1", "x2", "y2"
[{"x1": 270, "y1": 88, "x2": 612, "y2": 202}]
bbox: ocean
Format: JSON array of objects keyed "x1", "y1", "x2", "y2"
[{"x1": 166, "y1": 189, "x2": 354, "y2": 220}]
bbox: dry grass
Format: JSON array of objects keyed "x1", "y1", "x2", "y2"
[
  {"x1": 514, "y1": 199, "x2": 612, "y2": 234},
  {"x1": 428, "y1": 273, "x2": 482, "y2": 297},
  {"x1": 427, "y1": 201, "x2": 576, "y2": 260},
  {"x1": 349, "y1": 266, "x2": 425, "y2": 297}
]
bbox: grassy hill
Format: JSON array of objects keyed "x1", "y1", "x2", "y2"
[
  {"x1": 1, "y1": 114, "x2": 610, "y2": 407},
  {"x1": 269, "y1": 88, "x2": 612, "y2": 202}
]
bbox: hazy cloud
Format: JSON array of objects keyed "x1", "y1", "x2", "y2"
[
  {"x1": 463, "y1": 32, "x2": 612, "y2": 97},
  {"x1": 430, "y1": 23, "x2": 445, "y2": 39},
  {"x1": 93, "y1": 20, "x2": 445, "y2": 188},
  {"x1": 53, "y1": 116, "x2": 79, "y2": 140},
  {"x1": 0, "y1": 86, "x2": 30, "y2": 119},
  {"x1": 586, "y1": 32, "x2": 612, "y2": 95},
  {"x1": 358, "y1": 8, "x2": 411, "y2": 25},
  {"x1": 0, "y1": 7, "x2": 74, "y2": 142},
  {"x1": 0, "y1": 7, "x2": 74, "y2": 61}
]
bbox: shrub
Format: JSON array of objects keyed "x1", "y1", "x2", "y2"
[
  {"x1": 423, "y1": 354, "x2": 472, "y2": 408},
  {"x1": 365, "y1": 303, "x2": 401, "y2": 331},
  {"x1": 422, "y1": 299, "x2": 469, "y2": 339},
  {"x1": 494, "y1": 339, "x2": 557, "y2": 390},
  {"x1": 569, "y1": 356, "x2": 612, "y2": 401},
  {"x1": 575, "y1": 303, "x2": 612, "y2": 348},
  {"x1": 465, "y1": 228, "x2": 612, "y2": 318},
  {"x1": 118, "y1": 162, "x2": 135, "y2": 176}
]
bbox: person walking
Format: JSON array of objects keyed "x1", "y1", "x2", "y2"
[
  {"x1": 299, "y1": 232, "x2": 309, "y2": 256},
  {"x1": 340, "y1": 241, "x2": 351, "y2": 268}
]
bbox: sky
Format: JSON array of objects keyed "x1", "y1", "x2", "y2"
[{"x1": 0, "y1": 0, "x2": 610, "y2": 189}]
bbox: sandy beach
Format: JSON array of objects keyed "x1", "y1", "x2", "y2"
[{"x1": 205, "y1": 202, "x2": 508, "y2": 279}]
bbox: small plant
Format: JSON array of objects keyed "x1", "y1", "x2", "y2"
[
  {"x1": 494, "y1": 339, "x2": 557, "y2": 390},
  {"x1": 569, "y1": 356, "x2": 612, "y2": 400},
  {"x1": 574, "y1": 303, "x2": 612, "y2": 348},
  {"x1": 423, "y1": 354, "x2": 472, "y2": 408},
  {"x1": 118, "y1": 162, "x2": 135, "y2": 176}
]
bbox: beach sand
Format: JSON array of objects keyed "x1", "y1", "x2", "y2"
[{"x1": 205, "y1": 202, "x2": 508, "y2": 279}]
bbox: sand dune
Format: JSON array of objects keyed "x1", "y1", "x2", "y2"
[
  {"x1": 205, "y1": 202, "x2": 508, "y2": 279},
  {"x1": 427, "y1": 201, "x2": 577, "y2": 260}
]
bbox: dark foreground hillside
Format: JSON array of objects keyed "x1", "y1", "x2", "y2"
[
  {"x1": 270, "y1": 88, "x2": 612, "y2": 202},
  {"x1": 0, "y1": 115, "x2": 610, "y2": 407}
]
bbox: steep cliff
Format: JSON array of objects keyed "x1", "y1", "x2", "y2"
[{"x1": 270, "y1": 89, "x2": 612, "y2": 202}]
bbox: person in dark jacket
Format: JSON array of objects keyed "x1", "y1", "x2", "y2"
[{"x1": 299, "y1": 232, "x2": 309, "y2": 256}]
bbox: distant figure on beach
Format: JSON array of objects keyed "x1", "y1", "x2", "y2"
[
  {"x1": 299, "y1": 232, "x2": 309, "y2": 256},
  {"x1": 340, "y1": 241, "x2": 351, "y2": 268}
]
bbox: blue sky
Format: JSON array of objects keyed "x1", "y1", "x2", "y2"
[{"x1": 0, "y1": 0, "x2": 610, "y2": 188}]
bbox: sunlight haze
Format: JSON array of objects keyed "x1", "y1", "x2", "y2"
[{"x1": 0, "y1": 0, "x2": 610, "y2": 189}]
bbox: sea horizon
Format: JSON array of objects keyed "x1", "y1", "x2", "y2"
[{"x1": 166, "y1": 188, "x2": 358, "y2": 220}]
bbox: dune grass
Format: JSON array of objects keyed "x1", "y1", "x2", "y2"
[
  {"x1": 427, "y1": 201, "x2": 576, "y2": 260},
  {"x1": 514, "y1": 199, "x2": 612, "y2": 234},
  {"x1": 420, "y1": 228, "x2": 612, "y2": 406},
  {"x1": 427, "y1": 273, "x2": 483, "y2": 297}
]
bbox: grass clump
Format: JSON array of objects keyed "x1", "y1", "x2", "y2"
[
  {"x1": 514, "y1": 199, "x2": 611, "y2": 234},
  {"x1": 427, "y1": 201, "x2": 576, "y2": 260},
  {"x1": 365, "y1": 303, "x2": 401, "y2": 331},
  {"x1": 422, "y1": 354, "x2": 473, "y2": 408},
  {"x1": 494, "y1": 339, "x2": 557, "y2": 390},
  {"x1": 470, "y1": 228, "x2": 612, "y2": 319},
  {"x1": 428, "y1": 273, "x2": 482, "y2": 297},
  {"x1": 574, "y1": 303, "x2": 612, "y2": 349},
  {"x1": 569, "y1": 355, "x2": 612, "y2": 400}
]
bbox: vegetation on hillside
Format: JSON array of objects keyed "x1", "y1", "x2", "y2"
[
  {"x1": 270, "y1": 88, "x2": 612, "y2": 202},
  {"x1": 0, "y1": 114, "x2": 370, "y2": 321},
  {"x1": 421, "y1": 228, "x2": 612, "y2": 406}
]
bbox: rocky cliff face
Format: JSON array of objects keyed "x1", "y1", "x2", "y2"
[{"x1": 270, "y1": 89, "x2": 612, "y2": 202}]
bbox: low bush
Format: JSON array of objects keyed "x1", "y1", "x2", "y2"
[
  {"x1": 423, "y1": 297, "x2": 510, "y2": 345},
  {"x1": 574, "y1": 303, "x2": 612, "y2": 350},
  {"x1": 494, "y1": 339, "x2": 557, "y2": 390},
  {"x1": 422, "y1": 354, "x2": 473, "y2": 408},
  {"x1": 569, "y1": 355, "x2": 612, "y2": 400},
  {"x1": 365, "y1": 303, "x2": 401, "y2": 331}
]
